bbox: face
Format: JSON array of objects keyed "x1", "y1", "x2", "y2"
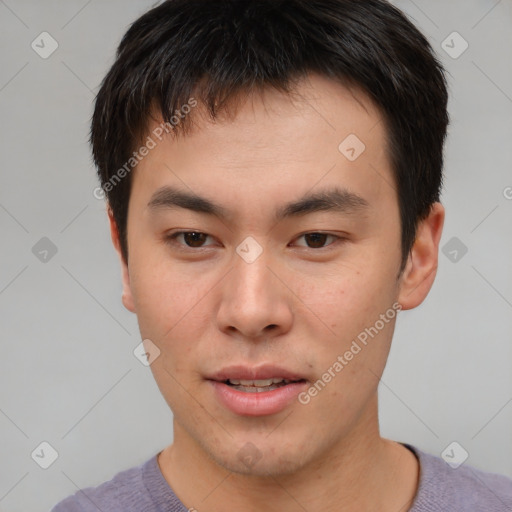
[{"x1": 111, "y1": 73, "x2": 442, "y2": 477}]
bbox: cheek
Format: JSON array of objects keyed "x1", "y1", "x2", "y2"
[
  {"x1": 128, "y1": 258, "x2": 227, "y2": 380},
  {"x1": 128, "y1": 253, "x2": 205, "y2": 339},
  {"x1": 294, "y1": 263, "x2": 395, "y2": 325},
  {"x1": 290, "y1": 260, "x2": 399, "y2": 378}
]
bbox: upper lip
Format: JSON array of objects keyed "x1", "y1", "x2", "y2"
[{"x1": 207, "y1": 364, "x2": 307, "y2": 382}]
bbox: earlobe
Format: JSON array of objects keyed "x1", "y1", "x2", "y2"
[
  {"x1": 397, "y1": 202, "x2": 445, "y2": 310},
  {"x1": 108, "y1": 207, "x2": 136, "y2": 313}
]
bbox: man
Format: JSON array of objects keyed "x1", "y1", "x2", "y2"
[{"x1": 52, "y1": 0, "x2": 512, "y2": 510}]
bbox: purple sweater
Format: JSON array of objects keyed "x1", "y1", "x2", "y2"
[{"x1": 51, "y1": 443, "x2": 512, "y2": 511}]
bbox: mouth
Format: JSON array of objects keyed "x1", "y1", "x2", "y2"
[
  {"x1": 222, "y1": 377, "x2": 306, "y2": 393},
  {"x1": 206, "y1": 365, "x2": 309, "y2": 416}
]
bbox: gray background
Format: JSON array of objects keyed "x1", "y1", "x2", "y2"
[{"x1": 0, "y1": 1, "x2": 511, "y2": 511}]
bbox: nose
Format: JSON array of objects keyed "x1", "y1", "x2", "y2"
[{"x1": 215, "y1": 244, "x2": 293, "y2": 341}]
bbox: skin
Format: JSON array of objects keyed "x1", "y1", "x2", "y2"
[{"x1": 108, "y1": 73, "x2": 445, "y2": 511}]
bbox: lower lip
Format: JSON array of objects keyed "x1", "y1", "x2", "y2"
[{"x1": 209, "y1": 380, "x2": 308, "y2": 416}]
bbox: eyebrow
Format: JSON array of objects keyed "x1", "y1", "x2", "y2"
[{"x1": 147, "y1": 185, "x2": 370, "y2": 222}]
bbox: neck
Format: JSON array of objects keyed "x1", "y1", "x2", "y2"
[{"x1": 158, "y1": 396, "x2": 419, "y2": 512}]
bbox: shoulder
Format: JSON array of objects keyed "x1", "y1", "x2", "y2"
[
  {"x1": 405, "y1": 443, "x2": 512, "y2": 512},
  {"x1": 50, "y1": 455, "x2": 157, "y2": 512}
]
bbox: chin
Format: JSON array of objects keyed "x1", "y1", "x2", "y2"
[{"x1": 207, "y1": 437, "x2": 313, "y2": 478}]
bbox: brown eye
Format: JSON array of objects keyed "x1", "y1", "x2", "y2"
[
  {"x1": 294, "y1": 232, "x2": 340, "y2": 249},
  {"x1": 181, "y1": 232, "x2": 208, "y2": 247},
  {"x1": 166, "y1": 231, "x2": 214, "y2": 249},
  {"x1": 304, "y1": 233, "x2": 329, "y2": 248}
]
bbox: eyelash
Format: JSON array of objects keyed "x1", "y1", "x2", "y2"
[{"x1": 165, "y1": 231, "x2": 345, "y2": 252}]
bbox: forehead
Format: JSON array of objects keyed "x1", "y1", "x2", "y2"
[
  {"x1": 132, "y1": 73, "x2": 395, "y2": 219},
  {"x1": 155, "y1": 73, "x2": 386, "y2": 153}
]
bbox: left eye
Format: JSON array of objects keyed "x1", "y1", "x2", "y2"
[{"x1": 293, "y1": 232, "x2": 340, "y2": 249}]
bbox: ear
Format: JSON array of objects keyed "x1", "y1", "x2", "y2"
[
  {"x1": 108, "y1": 207, "x2": 136, "y2": 313},
  {"x1": 397, "y1": 202, "x2": 445, "y2": 310}
]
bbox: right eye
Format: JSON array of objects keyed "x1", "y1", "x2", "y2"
[{"x1": 165, "y1": 231, "x2": 217, "y2": 250}]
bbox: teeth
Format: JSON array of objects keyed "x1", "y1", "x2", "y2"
[
  {"x1": 237, "y1": 385, "x2": 281, "y2": 393},
  {"x1": 228, "y1": 378, "x2": 291, "y2": 386}
]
